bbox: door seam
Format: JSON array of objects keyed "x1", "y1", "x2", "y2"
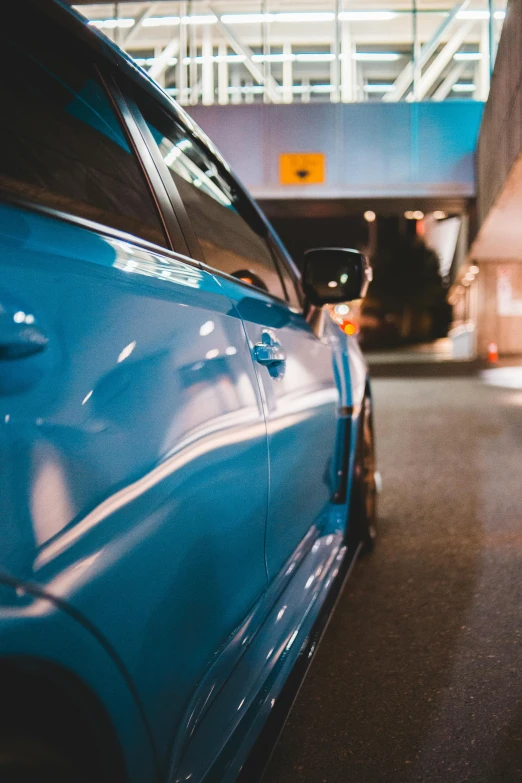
[{"x1": 210, "y1": 274, "x2": 271, "y2": 583}]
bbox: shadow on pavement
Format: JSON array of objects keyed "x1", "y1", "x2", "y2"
[
  {"x1": 262, "y1": 369, "x2": 514, "y2": 783},
  {"x1": 367, "y1": 360, "x2": 481, "y2": 379}
]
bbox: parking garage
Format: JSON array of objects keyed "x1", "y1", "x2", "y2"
[{"x1": 0, "y1": 1, "x2": 520, "y2": 782}]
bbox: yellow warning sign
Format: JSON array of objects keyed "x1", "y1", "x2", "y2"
[{"x1": 279, "y1": 153, "x2": 326, "y2": 185}]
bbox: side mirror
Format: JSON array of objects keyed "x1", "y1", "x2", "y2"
[{"x1": 302, "y1": 248, "x2": 372, "y2": 306}]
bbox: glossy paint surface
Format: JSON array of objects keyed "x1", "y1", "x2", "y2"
[
  {"x1": 0, "y1": 6, "x2": 372, "y2": 777},
  {"x1": 0, "y1": 202, "x2": 271, "y2": 772},
  {"x1": 217, "y1": 278, "x2": 342, "y2": 581},
  {"x1": 0, "y1": 195, "x2": 370, "y2": 781},
  {"x1": 175, "y1": 528, "x2": 347, "y2": 783},
  {"x1": 0, "y1": 577, "x2": 158, "y2": 783}
]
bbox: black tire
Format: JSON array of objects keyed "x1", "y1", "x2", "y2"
[
  {"x1": 347, "y1": 393, "x2": 378, "y2": 554},
  {"x1": 0, "y1": 737, "x2": 85, "y2": 783},
  {"x1": 0, "y1": 662, "x2": 123, "y2": 783}
]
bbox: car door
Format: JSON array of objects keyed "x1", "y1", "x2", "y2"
[
  {"x1": 131, "y1": 98, "x2": 342, "y2": 582},
  {"x1": 221, "y1": 254, "x2": 342, "y2": 581},
  {"x1": 240, "y1": 242, "x2": 343, "y2": 580},
  {"x1": 0, "y1": 12, "x2": 270, "y2": 773}
]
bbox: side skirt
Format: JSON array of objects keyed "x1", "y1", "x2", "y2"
[
  {"x1": 171, "y1": 529, "x2": 360, "y2": 783},
  {"x1": 235, "y1": 539, "x2": 362, "y2": 783}
]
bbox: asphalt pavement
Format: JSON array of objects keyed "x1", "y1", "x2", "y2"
[{"x1": 262, "y1": 359, "x2": 522, "y2": 783}]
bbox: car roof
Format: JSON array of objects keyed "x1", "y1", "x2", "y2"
[{"x1": 38, "y1": 0, "x2": 230, "y2": 171}]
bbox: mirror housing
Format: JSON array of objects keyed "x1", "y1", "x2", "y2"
[{"x1": 302, "y1": 247, "x2": 372, "y2": 306}]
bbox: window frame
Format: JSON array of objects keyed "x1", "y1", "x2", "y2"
[
  {"x1": 265, "y1": 230, "x2": 305, "y2": 311},
  {"x1": 113, "y1": 81, "x2": 205, "y2": 266},
  {"x1": 113, "y1": 73, "x2": 301, "y2": 310},
  {"x1": 2, "y1": 1, "x2": 303, "y2": 299},
  {"x1": 0, "y1": 15, "x2": 185, "y2": 258},
  {"x1": 98, "y1": 65, "x2": 190, "y2": 257}
]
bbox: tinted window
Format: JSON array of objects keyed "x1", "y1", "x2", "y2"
[
  {"x1": 268, "y1": 236, "x2": 303, "y2": 310},
  {"x1": 0, "y1": 9, "x2": 167, "y2": 247},
  {"x1": 133, "y1": 94, "x2": 286, "y2": 299}
]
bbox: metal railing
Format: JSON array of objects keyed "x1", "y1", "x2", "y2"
[{"x1": 77, "y1": 2, "x2": 506, "y2": 105}]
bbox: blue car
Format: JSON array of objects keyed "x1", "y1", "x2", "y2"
[{"x1": 0, "y1": 2, "x2": 377, "y2": 781}]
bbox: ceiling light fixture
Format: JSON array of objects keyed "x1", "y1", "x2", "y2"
[
  {"x1": 220, "y1": 10, "x2": 398, "y2": 24},
  {"x1": 364, "y1": 84, "x2": 394, "y2": 93},
  {"x1": 354, "y1": 52, "x2": 401, "y2": 61},
  {"x1": 295, "y1": 52, "x2": 335, "y2": 62},
  {"x1": 181, "y1": 15, "x2": 217, "y2": 25},
  {"x1": 339, "y1": 11, "x2": 397, "y2": 21},
  {"x1": 274, "y1": 12, "x2": 336, "y2": 22},
  {"x1": 89, "y1": 18, "x2": 134, "y2": 29},
  {"x1": 221, "y1": 13, "x2": 273, "y2": 24},
  {"x1": 139, "y1": 13, "x2": 218, "y2": 26},
  {"x1": 252, "y1": 53, "x2": 294, "y2": 62},
  {"x1": 457, "y1": 10, "x2": 505, "y2": 19},
  {"x1": 142, "y1": 16, "x2": 180, "y2": 27}
]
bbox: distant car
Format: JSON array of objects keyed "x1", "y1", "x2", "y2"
[{"x1": 0, "y1": 3, "x2": 377, "y2": 781}]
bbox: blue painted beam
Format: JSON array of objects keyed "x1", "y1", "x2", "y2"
[{"x1": 187, "y1": 101, "x2": 484, "y2": 201}]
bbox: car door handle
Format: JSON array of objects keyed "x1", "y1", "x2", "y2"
[
  {"x1": 0, "y1": 308, "x2": 48, "y2": 360},
  {"x1": 254, "y1": 334, "x2": 286, "y2": 366}
]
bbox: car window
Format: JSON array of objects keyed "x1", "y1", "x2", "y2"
[
  {"x1": 132, "y1": 93, "x2": 286, "y2": 300},
  {"x1": 267, "y1": 235, "x2": 303, "y2": 310},
  {"x1": 0, "y1": 9, "x2": 167, "y2": 248}
]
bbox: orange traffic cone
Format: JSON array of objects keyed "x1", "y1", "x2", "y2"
[{"x1": 487, "y1": 342, "x2": 499, "y2": 363}]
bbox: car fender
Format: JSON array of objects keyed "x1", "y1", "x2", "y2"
[{"x1": 0, "y1": 576, "x2": 159, "y2": 783}]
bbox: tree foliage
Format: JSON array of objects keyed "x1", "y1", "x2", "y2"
[{"x1": 363, "y1": 220, "x2": 451, "y2": 344}]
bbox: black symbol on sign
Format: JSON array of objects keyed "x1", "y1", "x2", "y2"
[{"x1": 296, "y1": 169, "x2": 310, "y2": 179}]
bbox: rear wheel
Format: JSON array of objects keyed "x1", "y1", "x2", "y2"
[
  {"x1": 348, "y1": 394, "x2": 378, "y2": 554},
  {"x1": 0, "y1": 737, "x2": 82, "y2": 783},
  {"x1": 0, "y1": 662, "x2": 124, "y2": 783}
]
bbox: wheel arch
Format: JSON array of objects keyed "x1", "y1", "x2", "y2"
[
  {"x1": 0, "y1": 655, "x2": 126, "y2": 781},
  {"x1": 347, "y1": 380, "x2": 377, "y2": 553}
]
